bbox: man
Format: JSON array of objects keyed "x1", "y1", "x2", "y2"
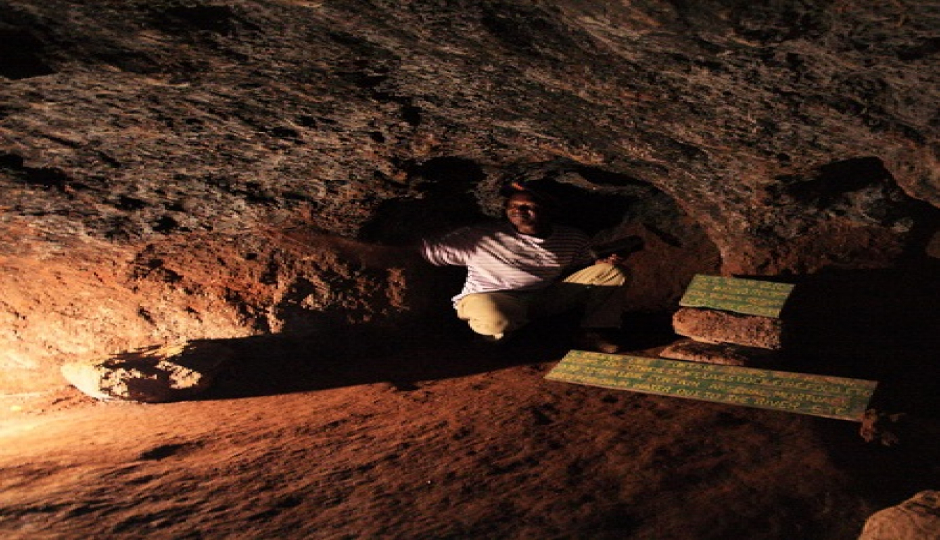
[{"x1": 420, "y1": 188, "x2": 632, "y2": 353}]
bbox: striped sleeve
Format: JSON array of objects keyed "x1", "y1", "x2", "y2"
[{"x1": 419, "y1": 226, "x2": 485, "y2": 267}]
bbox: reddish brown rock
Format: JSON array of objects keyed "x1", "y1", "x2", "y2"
[
  {"x1": 61, "y1": 341, "x2": 234, "y2": 403},
  {"x1": 858, "y1": 491, "x2": 940, "y2": 540},
  {"x1": 659, "y1": 338, "x2": 779, "y2": 367},
  {"x1": 672, "y1": 307, "x2": 785, "y2": 350}
]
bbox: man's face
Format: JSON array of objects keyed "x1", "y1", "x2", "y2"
[{"x1": 506, "y1": 193, "x2": 551, "y2": 236}]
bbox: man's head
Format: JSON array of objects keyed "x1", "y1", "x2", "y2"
[{"x1": 505, "y1": 190, "x2": 554, "y2": 237}]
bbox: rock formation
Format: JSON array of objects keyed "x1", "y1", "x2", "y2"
[
  {"x1": 859, "y1": 491, "x2": 940, "y2": 540},
  {"x1": 60, "y1": 340, "x2": 233, "y2": 402},
  {"x1": 1, "y1": 0, "x2": 937, "y2": 392}
]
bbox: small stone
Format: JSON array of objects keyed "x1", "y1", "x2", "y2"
[
  {"x1": 61, "y1": 341, "x2": 233, "y2": 403},
  {"x1": 859, "y1": 409, "x2": 906, "y2": 446},
  {"x1": 672, "y1": 307, "x2": 785, "y2": 350},
  {"x1": 924, "y1": 230, "x2": 940, "y2": 259},
  {"x1": 858, "y1": 491, "x2": 940, "y2": 540},
  {"x1": 659, "y1": 338, "x2": 778, "y2": 367}
]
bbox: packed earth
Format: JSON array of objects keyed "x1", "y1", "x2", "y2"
[{"x1": 3, "y1": 306, "x2": 940, "y2": 538}]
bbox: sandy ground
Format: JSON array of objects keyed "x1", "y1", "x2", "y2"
[{"x1": 0, "y1": 318, "x2": 937, "y2": 540}]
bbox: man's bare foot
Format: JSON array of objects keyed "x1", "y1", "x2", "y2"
[{"x1": 575, "y1": 329, "x2": 621, "y2": 354}]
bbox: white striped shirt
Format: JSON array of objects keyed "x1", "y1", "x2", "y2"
[{"x1": 421, "y1": 222, "x2": 592, "y2": 302}]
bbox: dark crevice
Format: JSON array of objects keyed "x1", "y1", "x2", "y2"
[
  {"x1": 401, "y1": 105, "x2": 422, "y2": 126},
  {"x1": 771, "y1": 157, "x2": 901, "y2": 211},
  {"x1": 0, "y1": 28, "x2": 57, "y2": 80},
  {"x1": 794, "y1": 157, "x2": 891, "y2": 203},
  {"x1": 0, "y1": 153, "x2": 72, "y2": 189},
  {"x1": 897, "y1": 37, "x2": 940, "y2": 62},
  {"x1": 157, "y1": 4, "x2": 247, "y2": 36},
  {"x1": 359, "y1": 157, "x2": 487, "y2": 244}
]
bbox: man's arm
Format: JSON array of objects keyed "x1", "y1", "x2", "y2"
[
  {"x1": 327, "y1": 236, "x2": 428, "y2": 270},
  {"x1": 264, "y1": 228, "x2": 429, "y2": 271}
]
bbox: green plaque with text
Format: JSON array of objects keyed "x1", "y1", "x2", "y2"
[
  {"x1": 679, "y1": 274, "x2": 795, "y2": 318},
  {"x1": 546, "y1": 351, "x2": 877, "y2": 421}
]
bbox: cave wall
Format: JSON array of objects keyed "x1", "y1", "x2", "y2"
[
  {"x1": 0, "y1": 0, "x2": 937, "y2": 391},
  {"x1": 0, "y1": 226, "x2": 419, "y2": 392}
]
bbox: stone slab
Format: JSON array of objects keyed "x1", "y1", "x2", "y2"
[
  {"x1": 545, "y1": 350, "x2": 877, "y2": 421},
  {"x1": 659, "y1": 338, "x2": 778, "y2": 367},
  {"x1": 679, "y1": 274, "x2": 795, "y2": 318},
  {"x1": 673, "y1": 307, "x2": 784, "y2": 350}
]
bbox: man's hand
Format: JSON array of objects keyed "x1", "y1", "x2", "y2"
[
  {"x1": 596, "y1": 252, "x2": 630, "y2": 267},
  {"x1": 591, "y1": 235, "x2": 644, "y2": 267}
]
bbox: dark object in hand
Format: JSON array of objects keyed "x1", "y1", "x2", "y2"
[{"x1": 591, "y1": 235, "x2": 645, "y2": 259}]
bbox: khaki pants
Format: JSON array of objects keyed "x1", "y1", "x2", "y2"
[{"x1": 454, "y1": 262, "x2": 629, "y2": 339}]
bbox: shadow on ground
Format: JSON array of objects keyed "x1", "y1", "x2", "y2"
[
  {"x1": 201, "y1": 310, "x2": 679, "y2": 400},
  {"x1": 195, "y1": 271, "x2": 938, "y2": 518},
  {"x1": 781, "y1": 263, "x2": 940, "y2": 419},
  {"x1": 777, "y1": 263, "x2": 940, "y2": 510}
]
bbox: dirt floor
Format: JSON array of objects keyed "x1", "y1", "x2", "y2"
[{"x1": 0, "y1": 316, "x2": 937, "y2": 540}]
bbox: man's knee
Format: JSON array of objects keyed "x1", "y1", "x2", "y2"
[
  {"x1": 565, "y1": 262, "x2": 629, "y2": 287},
  {"x1": 456, "y1": 293, "x2": 527, "y2": 338}
]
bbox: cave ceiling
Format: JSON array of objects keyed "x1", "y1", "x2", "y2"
[{"x1": 0, "y1": 0, "x2": 936, "y2": 271}]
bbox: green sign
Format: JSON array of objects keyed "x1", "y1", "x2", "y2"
[
  {"x1": 546, "y1": 351, "x2": 877, "y2": 421},
  {"x1": 679, "y1": 274, "x2": 795, "y2": 318}
]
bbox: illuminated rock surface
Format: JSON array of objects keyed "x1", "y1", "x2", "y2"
[
  {"x1": 672, "y1": 307, "x2": 785, "y2": 349},
  {"x1": 60, "y1": 341, "x2": 232, "y2": 402},
  {"x1": 859, "y1": 491, "x2": 940, "y2": 540}
]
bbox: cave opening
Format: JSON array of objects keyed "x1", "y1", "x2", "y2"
[{"x1": 361, "y1": 157, "x2": 722, "y2": 319}]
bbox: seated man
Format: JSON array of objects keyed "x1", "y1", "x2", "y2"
[{"x1": 419, "y1": 188, "x2": 633, "y2": 353}]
